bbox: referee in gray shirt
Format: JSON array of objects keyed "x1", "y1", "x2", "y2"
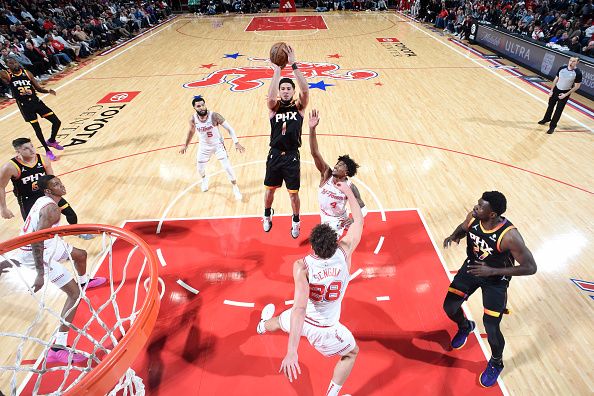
[{"x1": 538, "y1": 56, "x2": 582, "y2": 134}]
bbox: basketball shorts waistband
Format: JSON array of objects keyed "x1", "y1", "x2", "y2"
[{"x1": 269, "y1": 147, "x2": 299, "y2": 156}]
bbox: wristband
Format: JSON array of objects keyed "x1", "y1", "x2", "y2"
[{"x1": 291, "y1": 63, "x2": 298, "y2": 70}]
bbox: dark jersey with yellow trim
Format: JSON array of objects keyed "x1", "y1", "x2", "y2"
[
  {"x1": 10, "y1": 154, "x2": 46, "y2": 200},
  {"x1": 465, "y1": 217, "x2": 516, "y2": 269},
  {"x1": 269, "y1": 100, "x2": 303, "y2": 151},
  {"x1": 7, "y1": 69, "x2": 38, "y2": 104}
]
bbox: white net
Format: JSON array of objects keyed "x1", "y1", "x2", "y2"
[{"x1": 0, "y1": 226, "x2": 159, "y2": 396}]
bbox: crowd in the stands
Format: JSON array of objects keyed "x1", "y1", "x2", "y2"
[
  {"x1": 0, "y1": 1, "x2": 172, "y2": 98},
  {"x1": 406, "y1": 0, "x2": 594, "y2": 56}
]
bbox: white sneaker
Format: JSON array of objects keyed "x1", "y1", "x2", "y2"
[
  {"x1": 201, "y1": 177, "x2": 209, "y2": 192},
  {"x1": 78, "y1": 234, "x2": 96, "y2": 240},
  {"x1": 291, "y1": 220, "x2": 300, "y2": 239},
  {"x1": 257, "y1": 303, "x2": 275, "y2": 334},
  {"x1": 232, "y1": 185, "x2": 242, "y2": 201},
  {"x1": 262, "y1": 209, "x2": 274, "y2": 232}
]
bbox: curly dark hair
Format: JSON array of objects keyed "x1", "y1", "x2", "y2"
[
  {"x1": 482, "y1": 191, "x2": 507, "y2": 216},
  {"x1": 337, "y1": 154, "x2": 360, "y2": 177},
  {"x1": 309, "y1": 224, "x2": 338, "y2": 259}
]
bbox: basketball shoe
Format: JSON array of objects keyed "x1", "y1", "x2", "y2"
[
  {"x1": 46, "y1": 140, "x2": 64, "y2": 150},
  {"x1": 263, "y1": 209, "x2": 273, "y2": 232},
  {"x1": 291, "y1": 220, "x2": 300, "y2": 239},
  {"x1": 257, "y1": 304, "x2": 275, "y2": 334},
  {"x1": 47, "y1": 347, "x2": 87, "y2": 364},
  {"x1": 45, "y1": 150, "x2": 56, "y2": 161},
  {"x1": 82, "y1": 277, "x2": 107, "y2": 289},
  {"x1": 451, "y1": 320, "x2": 475, "y2": 349},
  {"x1": 479, "y1": 358, "x2": 504, "y2": 387}
]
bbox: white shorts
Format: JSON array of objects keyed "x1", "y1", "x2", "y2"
[
  {"x1": 197, "y1": 142, "x2": 228, "y2": 164},
  {"x1": 16, "y1": 238, "x2": 74, "y2": 289},
  {"x1": 279, "y1": 308, "x2": 356, "y2": 357}
]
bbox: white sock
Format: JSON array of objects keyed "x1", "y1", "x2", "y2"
[
  {"x1": 326, "y1": 381, "x2": 342, "y2": 396},
  {"x1": 78, "y1": 274, "x2": 88, "y2": 285},
  {"x1": 54, "y1": 331, "x2": 68, "y2": 347}
]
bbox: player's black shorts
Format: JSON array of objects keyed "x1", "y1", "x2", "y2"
[
  {"x1": 264, "y1": 148, "x2": 300, "y2": 192},
  {"x1": 18, "y1": 194, "x2": 69, "y2": 221},
  {"x1": 17, "y1": 99, "x2": 54, "y2": 123},
  {"x1": 447, "y1": 260, "x2": 509, "y2": 318}
]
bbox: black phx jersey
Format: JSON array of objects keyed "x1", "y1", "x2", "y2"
[
  {"x1": 8, "y1": 69, "x2": 37, "y2": 104},
  {"x1": 465, "y1": 217, "x2": 516, "y2": 272},
  {"x1": 10, "y1": 154, "x2": 46, "y2": 200},
  {"x1": 269, "y1": 100, "x2": 304, "y2": 152}
]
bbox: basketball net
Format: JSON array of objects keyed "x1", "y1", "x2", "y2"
[{"x1": 0, "y1": 225, "x2": 160, "y2": 395}]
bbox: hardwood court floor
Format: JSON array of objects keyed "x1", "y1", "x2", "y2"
[{"x1": 0, "y1": 11, "x2": 592, "y2": 395}]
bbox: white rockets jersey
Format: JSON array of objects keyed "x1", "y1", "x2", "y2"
[
  {"x1": 194, "y1": 112, "x2": 223, "y2": 146},
  {"x1": 19, "y1": 196, "x2": 60, "y2": 249},
  {"x1": 318, "y1": 178, "x2": 352, "y2": 219},
  {"x1": 304, "y1": 246, "x2": 350, "y2": 327}
]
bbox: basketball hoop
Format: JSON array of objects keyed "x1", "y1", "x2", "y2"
[{"x1": 0, "y1": 224, "x2": 160, "y2": 395}]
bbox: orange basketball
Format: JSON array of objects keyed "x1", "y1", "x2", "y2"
[{"x1": 270, "y1": 42, "x2": 289, "y2": 69}]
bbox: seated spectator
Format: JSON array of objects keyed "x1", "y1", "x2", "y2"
[
  {"x1": 532, "y1": 24, "x2": 545, "y2": 41},
  {"x1": 435, "y1": 4, "x2": 449, "y2": 29},
  {"x1": 23, "y1": 40, "x2": 53, "y2": 78},
  {"x1": 42, "y1": 39, "x2": 73, "y2": 68},
  {"x1": 48, "y1": 34, "x2": 77, "y2": 63},
  {"x1": 1, "y1": 47, "x2": 35, "y2": 76},
  {"x1": 568, "y1": 36, "x2": 581, "y2": 52},
  {"x1": 583, "y1": 41, "x2": 594, "y2": 56}
]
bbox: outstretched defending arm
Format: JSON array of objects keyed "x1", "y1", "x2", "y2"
[
  {"x1": 280, "y1": 258, "x2": 309, "y2": 383},
  {"x1": 337, "y1": 182, "x2": 364, "y2": 261},
  {"x1": 308, "y1": 109, "x2": 331, "y2": 182},
  {"x1": 212, "y1": 112, "x2": 245, "y2": 153}
]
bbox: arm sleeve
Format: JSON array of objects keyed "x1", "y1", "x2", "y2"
[
  {"x1": 222, "y1": 121, "x2": 239, "y2": 144},
  {"x1": 574, "y1": 69, "x2": 582, "y2": 84}
]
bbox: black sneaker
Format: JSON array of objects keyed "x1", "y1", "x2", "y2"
[
  {"x1": 537, "y1": 119, "x2": 550, "y2": 125},
  {"x1": 546, "y1": 128, "x2": 555, "y2": 134}
]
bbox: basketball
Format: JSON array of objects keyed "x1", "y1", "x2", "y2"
[{"x1": 270, "y1": 42, "x2": 289, "y2": 69}]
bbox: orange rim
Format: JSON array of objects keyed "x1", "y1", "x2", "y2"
[{"x1": 0, "y1": 224, "x2": 160, "y2": 395}]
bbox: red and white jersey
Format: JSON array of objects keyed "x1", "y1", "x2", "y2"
[
  {"x1": 305, "y1": 247, "x2": 350, "y2": 327},
  {"x1": 194, "y1": 112, "x2": 223, "y2": 146},
  {"x1": 20, "y1": 196, "x2": 60, "y2": 249},
  {"x1": 318, "y1": 178, "x2": 352, "y2": 219}
]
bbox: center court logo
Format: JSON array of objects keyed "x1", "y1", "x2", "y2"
[{"x1": 183, "y1": 59, "x2": 377, "y2": 92}]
